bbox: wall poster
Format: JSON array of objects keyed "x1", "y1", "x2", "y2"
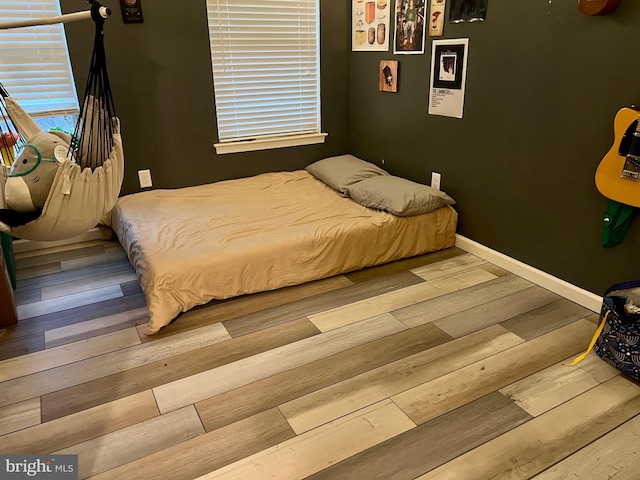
[
  {"x1": 119, "y1": 0, "x2": 144, "y2": 24},
  {"x1": 393, "y1": 0, "x2": 426, "y2": 54},
  {"x1": 352, "y1": 0, "x2": 391, "y2": 51},
  {"x1": 449, "y1": 0, "x2": 488, "y2": 23},
  {"x1": 428, "y1": 0, "x2": 446, "y2": 37},
  {"x1": 428, "y1": 38, "x2": 469, "y2": 118}
]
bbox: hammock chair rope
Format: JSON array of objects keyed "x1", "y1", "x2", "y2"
[{"x1": 73, "y1": 0, "x2": 116, "y2": 170}]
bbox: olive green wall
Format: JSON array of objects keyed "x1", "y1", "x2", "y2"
[
  {"x1": 60, "y1": 0, "x2": 640, "y2": 297},
  {"x1": 348, "y1": 0, "x2": 640, "y2": 296},
  {"x1": 60, "y1": 0, "x2": 350, "y2": 195}
]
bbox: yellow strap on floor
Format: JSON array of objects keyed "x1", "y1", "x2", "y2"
[{"x1": 566, "y1": 311, "x2": 610, "y2": 366}]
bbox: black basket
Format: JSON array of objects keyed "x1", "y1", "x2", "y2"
[{"x1": 592, "y1": 281, "x2": 640, "y2": 382}]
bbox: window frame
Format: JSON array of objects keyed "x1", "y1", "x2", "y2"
[
  {"x1": 206, "y1": 0, "x2": 326, "y2": 155},
  {"x1": 0, "y1": 0, "x2": 80, "y2": 119}
]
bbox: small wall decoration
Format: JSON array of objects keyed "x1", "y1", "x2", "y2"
[
  {"x1": 428, "y1": 0, "x2": 446, "y2": 37},
  {"x1": 352, "y1": 0, "x2": 391, "y2": 52},
  {"x1": 393, "y1": 0, "x2": 427, "y2": 54},
  {"x1": 120, "y1": 0, "x2": 144, "y2": 24},
  {"x1": 428, "y1": 38, "x2": 469, "y2": 118},
  {"x1": 379, "y1": 60, "x2": 398, "y2": 92},
  {"x1": 449, "y1": 0, "x2": 487, "y2": 23},
  {"x1": 578, "y1": 0, "x2": 619, "y2": 16}
]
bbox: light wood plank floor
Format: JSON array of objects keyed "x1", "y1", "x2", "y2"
[{"x1": 1, "y1": 239, "x2": 637, "y2": 479}]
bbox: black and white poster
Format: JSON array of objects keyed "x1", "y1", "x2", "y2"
[{"x1": 428, "y1": 38, "x2": 469, "y2": 118}]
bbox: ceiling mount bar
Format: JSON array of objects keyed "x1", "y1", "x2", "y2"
[{"x1": 0, "y1": 1, "x2": 110, "y2": 30}]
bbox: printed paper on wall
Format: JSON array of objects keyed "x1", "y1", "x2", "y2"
[
  {"x1": 353, "y1": 0, "x2": 391, "y2": 51},
  {"x1": 428, "y1": 0, "x2": 446, "y2": 37},
  {"x1": 393, "y1": 0, "x2": 427, "y2": 54},
  {"x1": 428, "y1": 38, "x2": 469, "y2": 118},
  {"x1": 449, "y1": 0, "x2": 488, "y2": 23}
]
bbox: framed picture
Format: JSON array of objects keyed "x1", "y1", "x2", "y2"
[
  {"x1": 428, "y1": 38, "x2": 469, "y2": 118},
  {"x1": 120, "y1": 0, "x2": 144, "y2": 24},
  {"x1": 352, "y1": 0, "x2": 391, "y2": 52},
  {"x1": 449, "y1": 0, "x2": 488, "y2": 23},
  {"x1": 428, "y1": 0, "x2": 446, "y2": 37},
  {"x1": 379, "y1": 60, "x2": 398, "y2": 92},
  {"x1": 393, "y1": 0, "x2": 427, "y2": 54}
]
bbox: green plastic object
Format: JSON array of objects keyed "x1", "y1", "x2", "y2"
[{"x1": 602, "y1": 200, "x2": 635, "y2": 248}]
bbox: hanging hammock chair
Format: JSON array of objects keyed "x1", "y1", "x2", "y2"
[{"x1": 0, "y1": 1, "x2": 123, "y2": 242}]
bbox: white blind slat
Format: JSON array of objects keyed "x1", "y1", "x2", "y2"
[
  {"x1": 0, "y1": 1, "x2": 79, "y2": 117},
  {"x1": 206, "y1": 0, "x2": 320, "y2": 142}
]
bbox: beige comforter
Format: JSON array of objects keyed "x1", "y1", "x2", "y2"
[{"x1": 111, "y1": 170, "x2": 457, "y2": 334}]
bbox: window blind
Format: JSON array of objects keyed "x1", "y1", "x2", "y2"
[
  {"x1": 0, "y1": 1, "x2": 79, "y2": 117},
  {"x1": 206, "y1": 0, "x2": 321, "y2": 143}
]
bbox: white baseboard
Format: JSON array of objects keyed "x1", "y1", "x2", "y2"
[
  {"x1": 455, "y1": 234, "x2": 602, "y2": 313},
  {"x1": 12, "y1": 227, "x2": 103, "y2": 254}
]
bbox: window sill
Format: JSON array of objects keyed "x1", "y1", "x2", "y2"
[{"x1": 214, "y1": 132, "x2": 327, "y2": 155}]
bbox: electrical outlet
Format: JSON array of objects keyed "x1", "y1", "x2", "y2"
[
  {"x1": 431, "y1": 172, "x2": 441, "y2": 190},
  {"x1": 138, "y1": 169, "x2": 152, "y2": 188}
]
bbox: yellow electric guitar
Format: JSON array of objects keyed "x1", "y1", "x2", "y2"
[{"x1": 595, "y1": 107, "x2": 640, "y2": 208}]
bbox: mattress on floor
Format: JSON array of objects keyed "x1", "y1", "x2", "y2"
[{"x1": 111, "y1": 170, "x2": 458, "y2": 334}]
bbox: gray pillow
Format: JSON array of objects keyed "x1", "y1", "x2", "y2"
[
  {"x1": 348, "y1": 175, "x2": 456, "y2": 216},
  {"x1": 305, "y1": 154, "x2": 389, "y2": 196}
]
